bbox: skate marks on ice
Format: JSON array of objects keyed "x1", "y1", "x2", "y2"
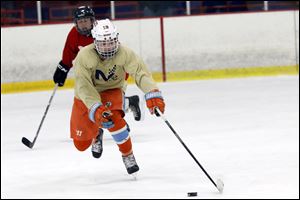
[{"x1": 1, "y1": 76, "x2": 299, "y2": 198}]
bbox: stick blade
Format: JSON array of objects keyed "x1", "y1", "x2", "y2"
[{"x1": 22, "y1": 137, "x2": 33, "y2": 148}]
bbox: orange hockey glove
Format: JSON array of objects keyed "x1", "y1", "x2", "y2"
[
  {"x1": 89, "y1": 102, "x2": 114, "y2": 129},
  {"x1": 145, "y1": 90, "x2": 165, "y2": 117}
]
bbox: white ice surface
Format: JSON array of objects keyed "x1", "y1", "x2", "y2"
[{"x1": 1, "y1": 76, "x2": 299, "y2": 198}]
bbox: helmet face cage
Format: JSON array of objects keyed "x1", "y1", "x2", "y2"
[
  {"x1": 94, "y1": 36, "x2": 119, "y2": 59},
  {"x1": 91, "y1": 19, "x2": 120, "y2": 59},
  {"x1": 74, "y1": 6, "x2": 95, "y2": 35}
]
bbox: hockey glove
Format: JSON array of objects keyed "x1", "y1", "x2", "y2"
[
  {"x1": 53, "y1": 61, "x2": 70, "y2": 87},
  {"x1": 145, "y1": 90, "x2": 165, "y2": 117},
  {"x1": 90, "y1": 103, "x2": 114, "y2": 129}
]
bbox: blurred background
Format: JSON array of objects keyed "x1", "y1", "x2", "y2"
[
  {"x1": 1, "y1": 1, "x2": 299, "y2": 93},
  {"x1": 1, "y1": 1, "x2": 298, "y2": 26}
]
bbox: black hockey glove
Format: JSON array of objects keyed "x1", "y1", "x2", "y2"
[{"x1": 53, "y1": 61, "x2": 70, "y2": 87}]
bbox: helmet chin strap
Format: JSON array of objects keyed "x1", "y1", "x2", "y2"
[
  {"x1": 94, "y1": 47, "x2": 113, "y2": 60},
  {"x1": 76, "y1": 25, "x2": 92, "y2": 36},
  {"x1": 100, "y1": 52, "x2": 114, "y2": 59}
]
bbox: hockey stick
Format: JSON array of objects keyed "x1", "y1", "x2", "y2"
[
  {"x1": 155, "y1": 107, "x2": 224, "y2": 193},
  {"x1": 21, "y1": 83, "x2": 59, "y2": 149}
]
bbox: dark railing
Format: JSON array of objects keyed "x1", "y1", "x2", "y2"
[
  {"x1": 1, "y1": 1, "x2": 299, "y2": 27},
  {"x1": 1, "y1": 8, "x2": 25, "y2": 25}
]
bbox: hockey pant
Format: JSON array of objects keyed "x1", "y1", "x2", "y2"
[{"x1": 70, "y1": 88, "x2": 132, "y2": 156}]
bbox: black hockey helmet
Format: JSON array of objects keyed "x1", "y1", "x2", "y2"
[
  {"x1": 73, "y1": 6, "x2": 95, "y2": 35},
  {"x1": 74, "y1": 6, "x2": 95, "y2": 21}
]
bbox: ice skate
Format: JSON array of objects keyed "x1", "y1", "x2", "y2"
[
  {"x1": 122, "y1": 153, "x2": 139, "y2": 174},
  {"x1": 127, "y1": 95, "x2": 145, "y2": 121},
  {"x1": 91, "y1": 129, "x2": 104, "y2": 158}
]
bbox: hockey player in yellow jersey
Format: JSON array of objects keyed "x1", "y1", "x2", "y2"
[{"x1": 70, "y1": 19, "x2": 165, "y2": 174}]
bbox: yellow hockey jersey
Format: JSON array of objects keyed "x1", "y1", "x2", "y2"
[{"x1": 73, "y1": 43, "x2": 158, "y2": 110}]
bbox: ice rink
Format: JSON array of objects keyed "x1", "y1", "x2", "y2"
[{"x1": 1, "y1": 76, "x2": 299, "y2": 199}]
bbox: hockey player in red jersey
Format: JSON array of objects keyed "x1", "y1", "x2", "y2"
[
  {"x1": 53, "y1": 6, "x2": 144, "y2": 159},
  {"x1": 70, "y1": 19, "x2": 165, "y2": 175}
]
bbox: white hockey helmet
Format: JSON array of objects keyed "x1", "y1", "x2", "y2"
[{"x1": 91, "y1": 19, "x2": 119, "y2": 59}]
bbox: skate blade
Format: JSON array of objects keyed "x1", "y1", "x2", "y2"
[{"x1": 130, "y1": 172, "x2": 138, "y2": 180}]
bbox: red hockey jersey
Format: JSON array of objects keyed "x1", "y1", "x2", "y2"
[{"x1": 61, "y1": 26, "x2": 93, "y2": 69}]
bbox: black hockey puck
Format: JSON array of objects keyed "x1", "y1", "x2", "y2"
[{"x1": 187, "y1": 192, "x2": 197, "y2": 197}]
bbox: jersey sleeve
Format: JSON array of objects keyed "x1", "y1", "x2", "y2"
[
  {"x1": 124, "y1": 48, "x2": 158, "y2": 93},
  {"x1": 62, "y1": 28, "x2": 78, "y2": 68}
]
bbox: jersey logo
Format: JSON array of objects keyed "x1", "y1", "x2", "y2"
[{"x1": 95, "y1": 65, "x2": 118, "y2": 81}]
